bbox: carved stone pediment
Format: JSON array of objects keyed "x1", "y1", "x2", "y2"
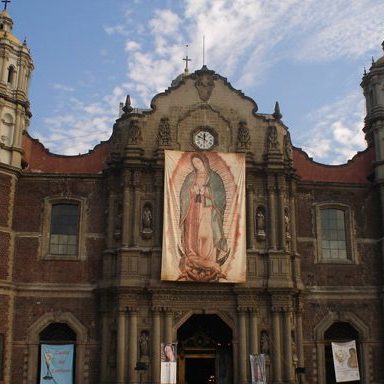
[{"x1": 195, "y1": 68, "x2": 216, "y2": 102}]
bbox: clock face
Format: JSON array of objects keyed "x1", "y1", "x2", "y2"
[{"x1": 193, "y1": 130, "x2": 215, "y2": 150}]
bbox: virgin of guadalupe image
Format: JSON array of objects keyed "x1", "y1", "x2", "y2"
[{"x1": 178, "y1": 153, "x2": 230, "y2": 281}]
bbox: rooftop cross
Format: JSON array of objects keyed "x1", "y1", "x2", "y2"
[
  {"x1": 1, "y1": 0, "x2": 10, "y2": 11},
  {"x1": 183, "y1": 45, "x2": 191, "y2": 74}
]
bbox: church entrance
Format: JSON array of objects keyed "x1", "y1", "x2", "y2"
[
  {"x1": 324, "y1": 322, "x2": 360, "y2": 384},
  {"x1": 177, "y1": 314, "x2": 233, "y2": 384}
]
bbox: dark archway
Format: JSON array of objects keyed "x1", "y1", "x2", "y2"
[
  {"x1": 324, "y1": 321, "x2": 360, "y2": 384},
  {"x1": 177, "y1": 314, "x2": 233, "y2": 384}
]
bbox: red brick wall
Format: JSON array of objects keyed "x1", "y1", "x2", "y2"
[{"x1": 12, "y1": 176, "x2": 105, "y2": 284}]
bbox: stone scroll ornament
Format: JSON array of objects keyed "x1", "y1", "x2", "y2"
[
  {"x1": 157, "y1": 117, "x2": 172, "y2": 147},
  {"x1": 237, "y1": 120, "x2": 251, "y2": 150},
  {"x1": 195, "y1": 71, "x2": 215, "y2": 101},
  {"x1": 267, "y1": 126, "x2": 278, "y2": 151},
  {"x1": 127, "y1": 119, "x2": 142, "y2": 145}
]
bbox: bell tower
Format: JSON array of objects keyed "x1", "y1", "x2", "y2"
[
  {"x1": 0, "y1": 6, "x2": 33, "y2": 168},
  {"x1": 361, "y1": 42, "x2": 384, "y2": 167}
]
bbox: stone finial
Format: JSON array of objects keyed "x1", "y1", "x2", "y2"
[
  {"x1": 122, "y1": 95, "x2": 133, "y2": 114},
  {"x1": 273, "y1": 101, "x2": 282, "y2": 120}
]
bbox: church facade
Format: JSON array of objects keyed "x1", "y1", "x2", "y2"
[{"x1": 0, "y1": 8, "x2": 383, "y2": 384}]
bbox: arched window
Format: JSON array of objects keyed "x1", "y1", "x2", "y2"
[{"x1": 7, "y1": 65, "x2": 15, "y2": 85}]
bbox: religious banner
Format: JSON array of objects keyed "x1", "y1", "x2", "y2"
[
  {"x1": 331, "y1": 340, "x2": 360, "y2": 382},
  {"x1": 160, "y1": 343, "x2": 177, "y2": 384},
  {"x1": 161, "y1": 150, "x2": 246, "y2": 283},
  {"x1": 250, "y1": 354, "x2": 267, "y2": 384},
  {"x1": 40, "y1": 344, "x2": 74, "y2": 384}
]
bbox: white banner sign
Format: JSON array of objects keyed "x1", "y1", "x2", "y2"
[
  {"x1": 250, "y1": 354, "x2": 267, "y2": 384},
  {"x1": 160, "y1": 343, "x2": 177, "y2": 384},
  {"x1": 331, "y1": 340, "x2": 360, "y2": 382}
]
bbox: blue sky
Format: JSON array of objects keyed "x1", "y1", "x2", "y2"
[{"x1": 9, "y1": 0, "x2": 384, "y2": 164}]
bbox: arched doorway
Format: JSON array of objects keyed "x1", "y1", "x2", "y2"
[
  {"x1": 177, "y1": 314, "x2": 233, "y2": 384},
  {"x1": 38, "y1": 322, "x2": 77, "y2": 382},
  {"x1": 324, "y1": 322, "x2": 360, "y2": 384}
]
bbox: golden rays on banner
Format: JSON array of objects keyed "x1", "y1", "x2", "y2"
[{"x1": 161, "y1": 150, "x2": 246, "y2": 283}]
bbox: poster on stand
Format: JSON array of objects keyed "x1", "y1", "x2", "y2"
[
  {"x1": 331, "y1": 340, "x2": 360, "y2": 382},
  {"x1": 160, "y1": 343, "x2": 177, "y2": 384},
  {"x1": 250, "y1": 353, "x2": 267, "y2": 384},
  {"x1": 40, "y1": 344, "x2": 74, "y2": 384}
]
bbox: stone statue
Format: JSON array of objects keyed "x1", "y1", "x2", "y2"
[
  {"x1": 256, "y1": 208, "x2": 265, "y2": 235},
  {"x1": 139, "y1": 330, "x2": 149, "y2": 357},
  {"x1": 285, "y1": 208, "x2": 290, "y2": 237},
  {"x1": 260, "y1": 330, "x2": 270, "y2": 355},
  {"x1": 142, "y1": 206, "x2": 153, "y2": 233}
]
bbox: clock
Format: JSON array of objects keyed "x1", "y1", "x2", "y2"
[{"x1": 193, "y1": 129, "x2": 215, "y2": 150}]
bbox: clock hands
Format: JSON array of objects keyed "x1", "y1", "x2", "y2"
[{"x1": 197, "y1": 133, "x2": 207, "y2": 142}]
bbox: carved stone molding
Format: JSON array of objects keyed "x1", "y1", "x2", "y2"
[
  {"x1": 271, "y1": 295, "x2": 293, "y2": 312},
  {"x1": 127, "y1": 119, "x2": 142, "y2": 145},
  {"x1": 237, "y1": 120, "x2": 250, "y2": 150},
  {"x1": 156, "y1": 117, "x2": 172, "y2": 147},
  {"x1": 195, "y1": 70, "x2": 216, "y2": 101}
]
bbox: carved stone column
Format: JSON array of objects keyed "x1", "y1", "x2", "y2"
[
  {"x1": 165, "y1": 309, "x2": 173, "y2": 343},
  {"x1": 247, "y1": 184, "x2": 255, "y2": 249},
  {"x1": 155, "y1": 175, "x2": 163, "y2": 247},
  {"x1": 277, "y1": 175, "x2": 286, "y2": 250},
  {"x1": 100, "y1": 313, "x2": 109, "y2": 382},
  {"x1": 122, "y1": 170, "x2": 132, "y2": 246},
  {"x1": 106, "y1": 193, "x2": 115, "y2": 248},
  {"x1": 283, "y1": 309, "x2": 294, "y2": 383},
  {"x1": 152, "y1": 307, "x2": 161, "y2": 384},
  {"x1": 249, "y1": 309, "x2": 259, "y2": 354},
  {"x1": 289, "y1": 182, "x2": 297, "y2": 254},
  {"x1": 296, "y1": 301, "x2": 305, "y2": 384},
  {"x1": 117, "y1": 309, "x2": 127, "y2": 383},
  {"x1": 267, "y1": 176, "x2": 277, "y2": 250},
  {"x1": 131, "y1": 170, "x2": 141, "y2": 246},
  {"x1": 272, "y1": 306, "x2": 282, "y2": 383},
  {"x1": 238, "y1": 308, "x2": 247, "y2": 384},
  {"x1": 128, "y1": 307, "x2": 138, "y2": 383}
]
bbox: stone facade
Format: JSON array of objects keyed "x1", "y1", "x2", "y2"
[{"x1": 0, "y1": 9, "x2": 384, "y2": 384}]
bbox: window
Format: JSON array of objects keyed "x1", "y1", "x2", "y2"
[
  {"x1": 49, "y1": 203, "x2": 79, "y2": 257},
  {"x1": 7, "y1": 65, "x2": 15, "y2": 85},
  {"x1": 320, "y1": 208, "x2": 347, "y2": 260},
  {"x1": 42, "y1": 198, "x2": 85, "y2": 260},
  {"x1": 315, "y1": 204, "x2": 356, "y2": 263}
]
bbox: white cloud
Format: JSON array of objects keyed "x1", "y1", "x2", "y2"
[
  {"x1": 149, "y1": 9, "x2": 181, "y2": 36},
  {"x1": 51, "y1": 83, "x2": 74, "y2": 92},
  {"x1": 297, "y1": 91, "x2": 366, "y2": 164},
  {"x1": 125, "y1": 40, "x2": 141, "y2": 52},
  {"x1": 37, "y1": 0, "x2": 384, "y2": 159},
  {"x1": 103, "y1": 24, "x2": 129, "y2": 36}
]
